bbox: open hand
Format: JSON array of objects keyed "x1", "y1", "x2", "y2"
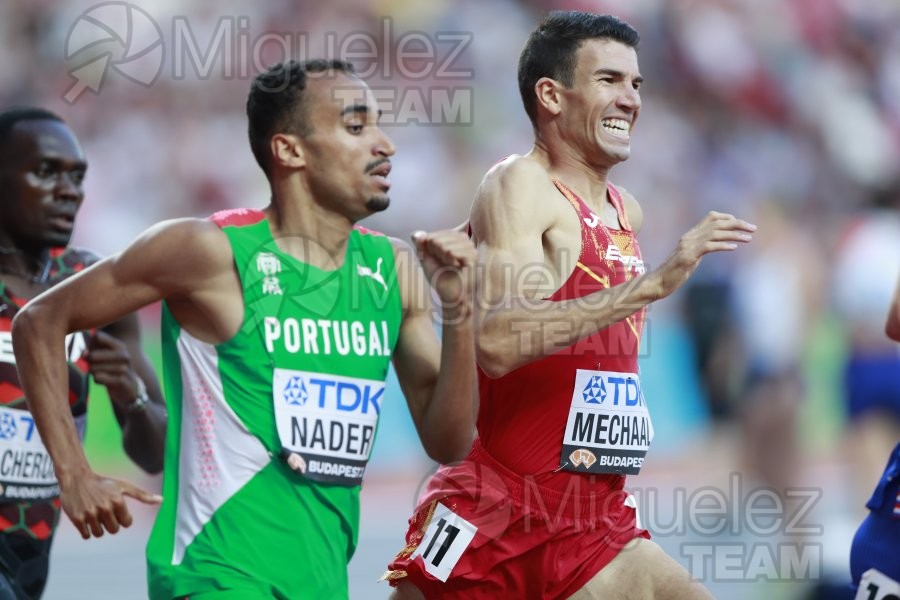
[
  {"x1": 651, "y1": 211, "x2": 756, "y2": 299},
  {"x1": 60, "y1": 471, "x2": 162, "y2": 539}
]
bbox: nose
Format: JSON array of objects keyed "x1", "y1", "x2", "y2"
[
  {"x1": 617, "y1": 85, "x2": 641, "y2": 114},
  {"x1": 55, "y1": 171, "x2": 83, "y2": 203},
  {"x1": 374, "y1": 128, "x2": 396, "y2": 158}
]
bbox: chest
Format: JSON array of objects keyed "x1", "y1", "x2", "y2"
[{"x1": 541, "y1": 201, "x2": 637, "y2": 288}]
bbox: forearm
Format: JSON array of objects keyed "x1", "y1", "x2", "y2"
[
  {"x1": 478, "y1": 272, "x2": 662, "y2": 377},
  {"x1": 11, "y1": 307, "x2": 92, "y2": 483},
  {"x1": 419, "y1": 304, "x2": 477, "y2": 463},
  {"x1": 110, "y1": 399, "x2": 167, "y2": 473}
]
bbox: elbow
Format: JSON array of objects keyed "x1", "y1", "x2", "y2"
[
  {"x1": 425, "y1": 432, "x2": 474, "y2": 465},
  {"x1": 475, "y1": 338, "x2": 513, "y2": 379},
  {"x1": 10, "y1": 306, "x2": 38, "y2": 342},
  {"x1": 11, "y1": 301, "x2": 58, "y2": 344}
]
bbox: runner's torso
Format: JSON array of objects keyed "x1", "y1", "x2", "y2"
[
  {"x1": 0, "y1": 247, "x2": 95, "y2": 536},
  {"x1": 147, "y1": 209, "x2": 403, "y2": 599},
  {"x1": 476, "y1": 180, "x2": 649, "y2": 491}
]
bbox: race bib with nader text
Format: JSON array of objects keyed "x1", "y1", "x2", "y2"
[
  {"x1": 559, "y1": 369, "x2": 653, "y2": 476},
  {"x1": 273, "y1": 368, "x2": 383, "y2": 486}
]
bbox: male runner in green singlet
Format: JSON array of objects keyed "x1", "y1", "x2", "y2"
[{"x1": 12, "y1": 61, "x2": 477, "y2": 599}]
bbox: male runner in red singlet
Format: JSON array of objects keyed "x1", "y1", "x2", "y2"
[
  {"x1": 0, "y1": 107, "x2": 166, "y2": 599},
  {"x1": 386, "y1": 12, "x2": 755, "y2": 599}
]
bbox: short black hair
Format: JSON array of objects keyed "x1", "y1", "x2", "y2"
[
  {"x1": 518, "y1": 12, "x2": 639, "y2": 127},
  {"x1": 0, "y1": 106, "x2": 64, "y2": 157},
  {"x1": 246, "y1": 59, "x2": 356, "y2": 175}
]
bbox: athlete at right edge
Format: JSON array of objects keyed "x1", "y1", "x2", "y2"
[
  {"x1": 848, "y1": 275, "x2": 900, "y2": 599},
  {"x1": 386, "y1": 12, "x2": 755, "y2": 599}
]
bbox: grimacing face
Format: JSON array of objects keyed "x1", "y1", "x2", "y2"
[
  {"x1": 557, "y1": 38, "x2": 642, "y2": 168},
  {"x1": 297, "y1": 72, "x2": 396, "y2": 221},
  {"x1": 0, "y1": 119, "x2": 87, "y2": 250}
]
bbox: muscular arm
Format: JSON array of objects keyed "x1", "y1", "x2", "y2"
[
  {"x1": 391, "y1": 235, "x2": 477, "y2": 464},
  {"x1": 12, "y1": 219, "x2": 235, "y2": 536},
  {"x1": 100, "y1": 313, "x2": 167, "y2": 474},
  {"x1": 471, "y1": 158, "x2": 754, "y2": 378},
  {"x1": 887, "y1": 276, "x2": 900, "y2": 342}
]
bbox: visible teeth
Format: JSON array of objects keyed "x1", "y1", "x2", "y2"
[{"x1": 601, "y1": 118, "x2": 630, "y2": 133}]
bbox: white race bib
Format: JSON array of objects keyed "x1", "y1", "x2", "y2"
[
  {"x1": 273, "y1": 368, "x2": 383, "y2": 486},
  {"x1": 411, "y1": 503, "x2": 478, "y2": 582},
  {"x1": 855, "y1": 569, "x2": 900, "y2": 600},
  {"x1": 559, "y1": 369, "x2": 653, "y2": 475},
  {"x1": 0, "y1": 406, "x2": 82, "y2": 501}
]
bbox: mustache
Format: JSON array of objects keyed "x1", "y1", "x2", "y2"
[{"x1": 364, "y1": 158, "x2": 391, "y2": 174}]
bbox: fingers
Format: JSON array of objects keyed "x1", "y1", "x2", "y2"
[
  {"x1": 117, "y1": 479, "x2": 163, "y2": 505},
  {"x1": 707, "y1": 229, "x2": 753, "y2": 243},
  {"x1": 88, "y1": 330, "x2": 124, "y2": 351},
  {"x1": 700, "y1": 211, "x2": 757, "y2": 233},
  {"x1": 98, "y1": 504, "x2": 122, "y2": 535},
  {"x1": 703, "y1": 241, "x2": 741, "y2": 252},
  {"x1": 65, "y1": 477, "x2": 160, "y2": 540},
  {"x1": 411, "y1": 230, "x2": 477, "y2": 267},
  {"x1": 689, "y1": 212, "x2": 756, "y2": 257},
  {"x1": 112, "y1": 496, "x2": 133, "y2": 529},
  {"x1": 86, "y1": 348, "x2": 130, "y2": 364},
  {"x1": 89, "y1": 360, "x2": 134, "y2": 390},
  {"x1": 85, "y1": 513, "x2": 104, "y2": 538}
]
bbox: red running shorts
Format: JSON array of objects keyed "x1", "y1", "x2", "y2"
[{"x1": 384, "y1": 439, "x2": 649, "y2": 599}]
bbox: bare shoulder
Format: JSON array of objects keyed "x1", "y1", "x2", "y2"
[
  {"x1": 470, "y1": 154, "x2": 557, "y2": 243},
  {"x1": 139, "y1": 218, "x2": 231, "y2": 262},
  {"x1": 478, "y1": 154, "x2": 553, "y2": 204},
  {"x1": 613, "y1": 184, "x2": 644, "y2": 234},
  {"x1": 116, "y1": 218, "x2": 235, "y2": 291}
]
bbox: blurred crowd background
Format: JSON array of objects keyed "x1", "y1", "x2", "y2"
[{"x1": 2, "y1": 0, "x2": 899, "y2": 598}]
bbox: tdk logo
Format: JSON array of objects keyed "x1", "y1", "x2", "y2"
[
  {"x1": 283, "y1": 376, "x2": 309, "y2": 406},
  {"x1": 582, "y1": 376, "x2": 607, "y2": 404},
  {"x1": 282, "y1": 374, "x2": 382, "y2": 415},
  {"x1": 581, "y1": 374, "x2": 644, "y2": 407}
]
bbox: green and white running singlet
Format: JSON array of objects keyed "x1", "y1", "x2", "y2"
[{"x1": 146, "y1": 209, "x2": 401, "y2": 599}]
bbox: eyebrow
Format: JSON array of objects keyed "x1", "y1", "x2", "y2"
[
  {"x1": 36, "y1": 155, "x2": 87, "y2": 169},
  {"x1": 340, "y1": 104, "x2": 383, "y2": 119},
  {"x1": 594, "y1": 68, "x2": 644, "y2": 84}
]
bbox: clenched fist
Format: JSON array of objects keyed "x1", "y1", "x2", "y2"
[{"x1": 411, "y1": 229, "x2": 477, "y2": 308}]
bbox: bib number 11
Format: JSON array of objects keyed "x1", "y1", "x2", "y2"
[{"x1": 412, "y1": 503, "x2": 477, "y2": 582}]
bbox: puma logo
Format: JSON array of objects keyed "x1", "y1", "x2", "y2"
[
  {"x1": 583, "y1": 213, "x2": 600, "y2": 228},
  {"x1": 357, "y1": 257, "x2": 387, "y2": 291}
]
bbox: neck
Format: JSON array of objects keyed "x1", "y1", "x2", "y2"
[
  {"x1": 531, "y1": 139, "x2": 611, "y2": 209},
  {"x1": 264, "y1": 176, "x2": 354, "y2": 271},
  {"x1": 0, "y1": 235, "x2": 52, "y2": 284}
]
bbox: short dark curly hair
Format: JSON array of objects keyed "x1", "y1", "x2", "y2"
[{"x1": 246, "y1": 59, "x2": 356, "y2": 175}]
